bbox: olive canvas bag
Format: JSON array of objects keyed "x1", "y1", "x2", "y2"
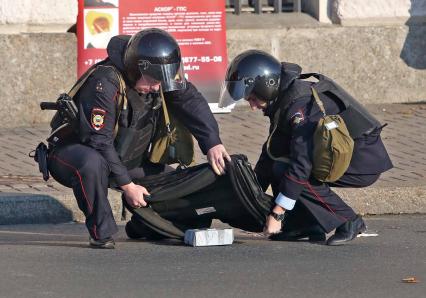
[
  {"x1": 311, "y1": 87, "x2": 354, "y2": 182},
  {"x1": 149, "y1": 87, "x2": 195, "y2": 167}
]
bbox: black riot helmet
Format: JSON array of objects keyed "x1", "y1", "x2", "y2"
[
  {"x1": 219, "y1": 50, "x2": 281, "y2": 108},
  {"x1": 124, "y1": 28, "x2": 186, "y2": 91}
]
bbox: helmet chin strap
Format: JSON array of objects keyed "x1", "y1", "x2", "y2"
[
  {"x1": 262, "y1": 95, "x2": 279, "y2": 116},
  {"x1": 266, "y1": 94, "x2": 279, "y2": 109}
]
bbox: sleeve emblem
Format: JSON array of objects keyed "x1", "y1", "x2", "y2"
[{"x1": 91, "y1": 107, "x2": 106, "y2": 131}]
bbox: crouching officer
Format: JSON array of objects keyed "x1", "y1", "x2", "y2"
[
  {"x1": 219, "y1": 50, "x2": 393, "y2": 245},
  {"x1": 46, "y1": 28, "x2": 230, "y2": 249}
]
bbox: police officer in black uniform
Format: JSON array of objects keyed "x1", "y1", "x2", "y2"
[
  {"x1": 47, "y1": 29, "x2": 230, "y2": 249},
  {"x1": 219, "y1": 50, "x2": 393, "y2": 245}
]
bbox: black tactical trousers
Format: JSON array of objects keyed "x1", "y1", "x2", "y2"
[
  {"x1": 270, "y1": 162, "x2": 380, "y2": 233},
  {"x1": 48, "y1": 143, "x2": 170, "y2": 240}
]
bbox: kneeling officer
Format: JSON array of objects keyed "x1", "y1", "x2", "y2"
[
  {"x1": 45, "y1": 29, "x2": 230, "y2": 248},
  {"x1": 219, "y1": 50, "x2": 393, "y2": 245}
]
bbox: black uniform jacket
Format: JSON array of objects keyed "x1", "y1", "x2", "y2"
[
  {"x1": 256, "y1": 71, "x2": 393, "y2": 202},
  {"x1": 73, "y1": 35, "x2": 222, "y2": 186}
]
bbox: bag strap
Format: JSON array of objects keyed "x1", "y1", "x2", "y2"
[
  {"x1": 265, "y1": 87, "x2": 325, "y2": 164},
  {"x1": 266, "y1": 135, "x2": 291, "y2": 163},
  {"x1": 159, "y1": 86, "x2": 172, "y2": 134},
  {"x1": 265, "y1": 108, "x2": 291, "y2": 164},
  {"x1": 68, "y1": 65, "x2": 98, "y2": 98},
  {"x1": 311, "y1": 87, "x2": 326, "y2": 117},
  {"x1": 99, "y1": 65, "x2": 127, "y2": 137},
  {"x1": 68, "y1": 64, "x2": 127, "y2": 137}
]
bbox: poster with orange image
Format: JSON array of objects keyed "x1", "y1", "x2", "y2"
[{"x1": 77, "y1": 0, "x2": 228, "y2": 109}]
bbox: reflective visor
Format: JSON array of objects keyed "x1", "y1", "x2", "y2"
[
  {"x1": 218, "y1": 79, "x2": 252, "y2": 108},
  {"x1": 138, "y1": 61, "x2": 186, "y2": 92}
]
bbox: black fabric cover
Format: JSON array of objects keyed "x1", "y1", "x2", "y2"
[{"x1": 124, "y1": 154, "x2": 273, "y2": 240}]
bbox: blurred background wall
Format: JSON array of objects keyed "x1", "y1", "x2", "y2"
[{"x1": 0, "y1": 0, "x2": 425, "y2": 127}]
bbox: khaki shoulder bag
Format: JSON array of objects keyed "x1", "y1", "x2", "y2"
[
  {"x1": 149, "y1": 88, "x2": 195, "y2": 167},
  {"x1": 311, "y1": 87, "x2": 354, "y2": 182}
]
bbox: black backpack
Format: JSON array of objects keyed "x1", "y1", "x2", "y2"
[{"x1": 124, "y1": 155, "x2": 273, "y2": 240}]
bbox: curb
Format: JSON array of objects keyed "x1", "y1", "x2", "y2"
[
  {"x1": 0, "y1": 185, "x2": 425, "y2": 225},
  {"x1": 335, "y1": 186, "x2": 426, "y2": 215},
  {"x1": 0, "y1": 190, "x2": 124, "y2": 225}
]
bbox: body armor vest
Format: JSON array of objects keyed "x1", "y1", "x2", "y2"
[
  {"x1": 47, "y1": 62, "x2": 161, "y2": 170},
  {"x1": 267, "y1": 72, "x2": 383, "y2": 161},
  {"x1": 291, "y1": 73, "x2": 381, "y2": 139},
  {"x1": 114, "y1": 89, "x2": 161, "y2": 169}
]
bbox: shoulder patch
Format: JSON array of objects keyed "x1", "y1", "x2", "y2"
[
  {"x1": 290, "y1": 110, "x2": 305, "y2": 126},
  {"x1": 91, "y1": 107, "x2": 106, "y2": 131}
]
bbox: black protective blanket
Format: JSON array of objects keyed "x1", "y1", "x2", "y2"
[{"x1": 124, "y1": 154, "x2": 273, "y2": 240}]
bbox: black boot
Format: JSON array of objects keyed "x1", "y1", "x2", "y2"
[
  {"x1": 89, "y1": 237, "x2": 115, "y2": 249},
  {"x1": 270, "y1": 224, "x2": 326, "y2": 242},
  {"x1": 326, "y1": 215, "x2": 367, "y2": 246}
]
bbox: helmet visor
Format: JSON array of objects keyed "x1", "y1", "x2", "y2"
[
  {"x1": 138, "y1": 61, "x2": 186, "y2": 92},
  {"x1": 218, "y1": 79, "x2": 253, "y2": 108}
]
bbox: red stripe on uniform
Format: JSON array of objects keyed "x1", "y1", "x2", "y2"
[
  {"x1": 284, "y1": 174, "x2": 348, "y2": 221},
  {"x1": 49, "y1": 155, "x2": 99, "y2": 239}
]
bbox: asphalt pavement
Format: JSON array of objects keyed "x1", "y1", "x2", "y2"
[{"x1": 0, "y1": 215, "x2": 424, "y2": 298}]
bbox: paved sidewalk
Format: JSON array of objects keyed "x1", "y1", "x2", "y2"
[{"x1": 0, "y1": 103, "x2": 425, "y2": 223}]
